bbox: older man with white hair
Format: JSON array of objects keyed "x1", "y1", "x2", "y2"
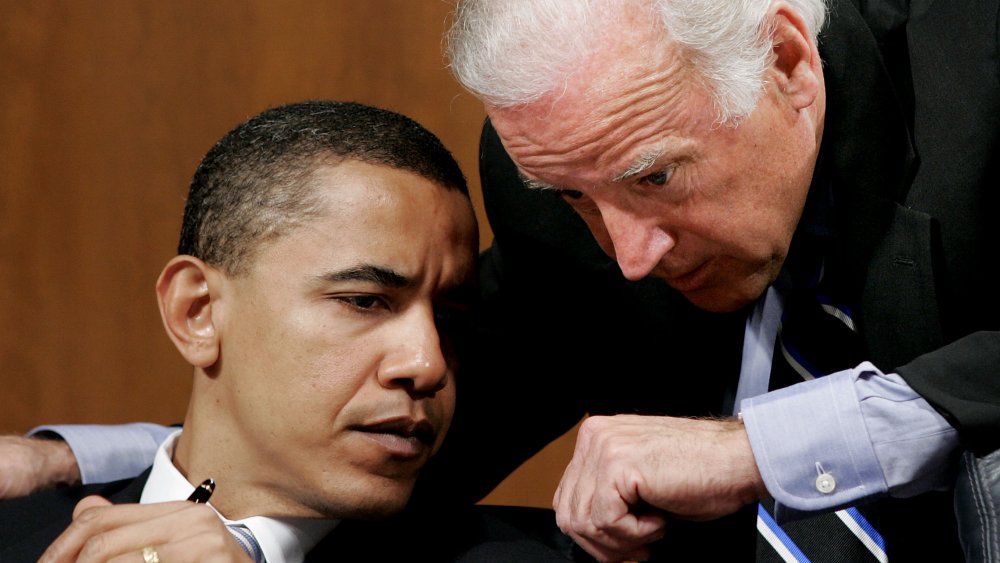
[{"x1": 444, "y1": 0, "x2": 998, "y2": 560}]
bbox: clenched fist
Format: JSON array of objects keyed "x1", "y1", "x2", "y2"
[{"x1": 553, "y1": 415, "x2": 767, "y2": 562}]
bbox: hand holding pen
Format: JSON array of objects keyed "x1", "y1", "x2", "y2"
[{"x1": 39, "y1": 477, "x2": 255, "y2": 563}]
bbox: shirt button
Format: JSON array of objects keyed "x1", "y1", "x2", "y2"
[{"x1": 816, "y1": 473, "x2": 836, "y2": 494}]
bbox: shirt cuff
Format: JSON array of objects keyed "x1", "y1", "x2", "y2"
[
  {"x1": 740, "y1": 361, "x2": 960, "y2": 521},
  {"x1": 29, "y1": 423, "x2": 173, "y2": 485},
  {"x1": 740, "y1": 366, "x2": 887, "y2": 517},
  {"x1": 855, "y1": 369, "x2": 960, "y2": 497}
]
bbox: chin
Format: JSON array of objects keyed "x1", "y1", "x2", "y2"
[
  {"x1": 683, "y1": 284, "x2": 763, "y2": 313},
  {"x1": 312, "y1": 475, "x2": 416, "y2": 521}
]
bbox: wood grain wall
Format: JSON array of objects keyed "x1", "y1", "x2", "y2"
[{"x1": 0, "y1": 0, "x2": 574, "y2": 508}]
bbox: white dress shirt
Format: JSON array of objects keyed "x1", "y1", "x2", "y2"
[{"x1": 139, "y1": 430, "x2": 338, "y2": 563}]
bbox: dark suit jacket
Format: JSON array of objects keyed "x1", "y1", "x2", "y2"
[
  {"x1": 0, "y1": 470, "x2": 577, "y2": 562},
  {"x1": 416, "y1": 0, "x2": 999, "y2": 559}
]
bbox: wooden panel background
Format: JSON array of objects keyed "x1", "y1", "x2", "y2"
[{"x1": 0, "y1": 0, "x2": 575, "y2": 508}]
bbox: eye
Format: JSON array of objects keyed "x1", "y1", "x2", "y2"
[
  {"x1": 554, "y1": 189, "x2": 584, "y2": 200},
  {"x1": 641, "y1": 168, "x2": 673, "y2": 186},
  {"x1": 336, "y1": 295, "x2": 387, "y2": 311},
  {"x1": 553, "y1": 188, "x2": 600, "y2": 217}
]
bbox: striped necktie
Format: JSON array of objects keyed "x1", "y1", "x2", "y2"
[
  {"x1": 756, "y1": 279, "x2": 887, "y2": 562},
  {"x1": 228, "y1": 524, "x2": 266, "y2": 563}
]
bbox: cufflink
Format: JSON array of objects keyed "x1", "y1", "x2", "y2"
[{"x1": 815, "y1": 472, "x2": 836, "y2": 494}]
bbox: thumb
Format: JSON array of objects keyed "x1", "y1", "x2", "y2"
[{"x1": 72, "y1": 494, "x2": 112, "y2": 519}]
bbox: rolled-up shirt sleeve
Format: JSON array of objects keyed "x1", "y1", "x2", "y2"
[
  {"x1": 740, "y1": 361, "x2": 959, "y2": 521},
  {"x1": 29, "y1": 423, "x2": 172, "y2": 485}
]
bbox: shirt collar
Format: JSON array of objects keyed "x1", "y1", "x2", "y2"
[{"x1": 140, "y1": 429, "x2": 338, "y2": 563}]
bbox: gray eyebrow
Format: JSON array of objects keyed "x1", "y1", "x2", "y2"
[
  {"x1": 612, "y1": 148, "x2": 667, "y2": 183},
  {"x1": 516, "y1": 170, "x2": 558, "y2": 191},
  {"x1": 318, "y1": 264, "x2": 411, "y2": 288}
]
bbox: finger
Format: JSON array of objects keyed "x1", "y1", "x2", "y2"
[
  {"x1": 73, "y1": 495, "x2": 113, "y2": 519},
  {"x1": 590, "y1": 476, "x2": 667, "y2": 543},
  {"x1": 74, "y1": 504, "x2": 223, "y2": 563},
  {"x1": 104, "y1": 530, "x2": 250, "y2": 563},
  {"x1": 567, "y1": 458, "x2": 668, "y2": 557},
  {"x1": 557, "y1": 459, "x2": 600, "y2": 540},
  {"x1": 569, "y1": 531, "x2": 652, "y2": 563},
  {"x1": 105, "y1": 545, "x2": 160, "y2": 563},
  {"x1": 40, "y1": 501, "x2": 208, "y2": 563},
  {"x1": 554, "y1": 441, "x2": 588, "y2": 532},
  {"x1": 566, "y1": 510, "x2": 665, "y2": 558},
  {"x1": 557, "y1": 417, "x2": 621, "y2": 539}
]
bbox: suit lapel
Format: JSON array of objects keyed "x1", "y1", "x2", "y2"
[{"x1": 106, "y1": 467, "x2": 152, "y2": 503}]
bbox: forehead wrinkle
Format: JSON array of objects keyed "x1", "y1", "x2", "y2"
[
  {"x1": 494, "y1": 28, "x2": 693, "y2": 186},
  {"x1": 570, "y1": 50, "x2": 691, "y2": 177},
  {"x1": 507, "y1": 81, "x2": 671, "y2": 181},
  {"x1": 606, "y1": 53, "x2": 689, "y2": 119}
]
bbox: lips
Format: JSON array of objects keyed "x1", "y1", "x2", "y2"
[
  {"x1": 657, "y1": 260, "x2": 711, "y2": 291},
  {"x1": 351, "y1": 417, "x2": 437, "y2": 459}
]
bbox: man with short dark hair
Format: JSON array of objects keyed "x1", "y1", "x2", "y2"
[{"x1": 0, "y1": 100, "x2": 569, "y2": 562}]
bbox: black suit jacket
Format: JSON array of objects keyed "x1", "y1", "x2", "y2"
[
  {"x1": 0, "y1": 471, "x2": 152, "y2": 562},
  {"x1": 417, "y1": 0, "x2": 999, "y2": 559},
  {"x1": 0, "y1": 470, "x2": 576, "y2": 562}
]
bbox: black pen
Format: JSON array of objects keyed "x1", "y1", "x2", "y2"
[{"x1": 187, "y1": 478, "x2": 215, "y2": 503}]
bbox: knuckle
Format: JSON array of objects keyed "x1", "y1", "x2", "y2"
[
  {"x1": 591, "y1": 512, "x2": 614, "y2": 531},
  {"x1": 73, "y1": 506, "x2": 104, "y2": 528},
  {"x1": 577, "y1": 418, "x2": 609, "y2": 447},
  {"x1": 603, "y1": 440, "x2": 633, "y2": 462},
  {"x1": 200, "y1": 528, "x2": 229, "y2": 548},
  {"x1": 191, "y1": 503, "x2": 220, "y2": 523},
  {"x1": 191, "y1": 530, "x2": 243, "y2": 562},
  {"x1": 592, "y1": 518, "x2": 622, "y2": 540},
  {"x1": 580, "y1": 416, "x2": 607, "y2": 434},
  {"x1": 554, "y1": 510, "x2": 571, "y2": 532},
  {"x1": 78, "y1": 532, "x2": 112, "y2": 560}
]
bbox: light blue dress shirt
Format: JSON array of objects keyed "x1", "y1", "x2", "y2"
[
  {"x1": 736, "y1": 285, "x2": 959, "y2": 521},
  {"x1": 31, "y1": 422, "x2": 172, "y2": 485}
]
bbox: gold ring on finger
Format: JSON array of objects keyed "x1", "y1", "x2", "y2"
[{"x1": 142, "y1": 545, "x2": 160, "y2": 563}]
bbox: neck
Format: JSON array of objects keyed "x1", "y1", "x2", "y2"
[{"x1": 173, "y1": 383, "x2": 322, "y2": 520}]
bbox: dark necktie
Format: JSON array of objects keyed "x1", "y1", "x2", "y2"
[{"x1": 756, "y1": 277, "x2": 887, "y2": 562}]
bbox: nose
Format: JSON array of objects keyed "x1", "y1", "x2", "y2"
[
  {"x1": 596, "y1": 202, "x2": 675, "y2": 281},
  {"x1": 377, "y1": 307, "x2": 449, "y2": 397}
]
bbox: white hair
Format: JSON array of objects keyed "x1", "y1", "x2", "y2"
[{"x1": 447, "y1": 0, "x2": 828, "y2": 123}]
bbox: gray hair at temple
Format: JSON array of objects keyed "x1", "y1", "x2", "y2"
[{"x1": 447, "y1": 0, "x2": 828, "y2": 123}]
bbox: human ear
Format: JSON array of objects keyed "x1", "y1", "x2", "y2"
[
  {"x1": 155, "y1": 255, "x2": 221, "y2": 369},
  {"x1": 767, "y1": 1, "x2": 821, "y2": 110}
]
